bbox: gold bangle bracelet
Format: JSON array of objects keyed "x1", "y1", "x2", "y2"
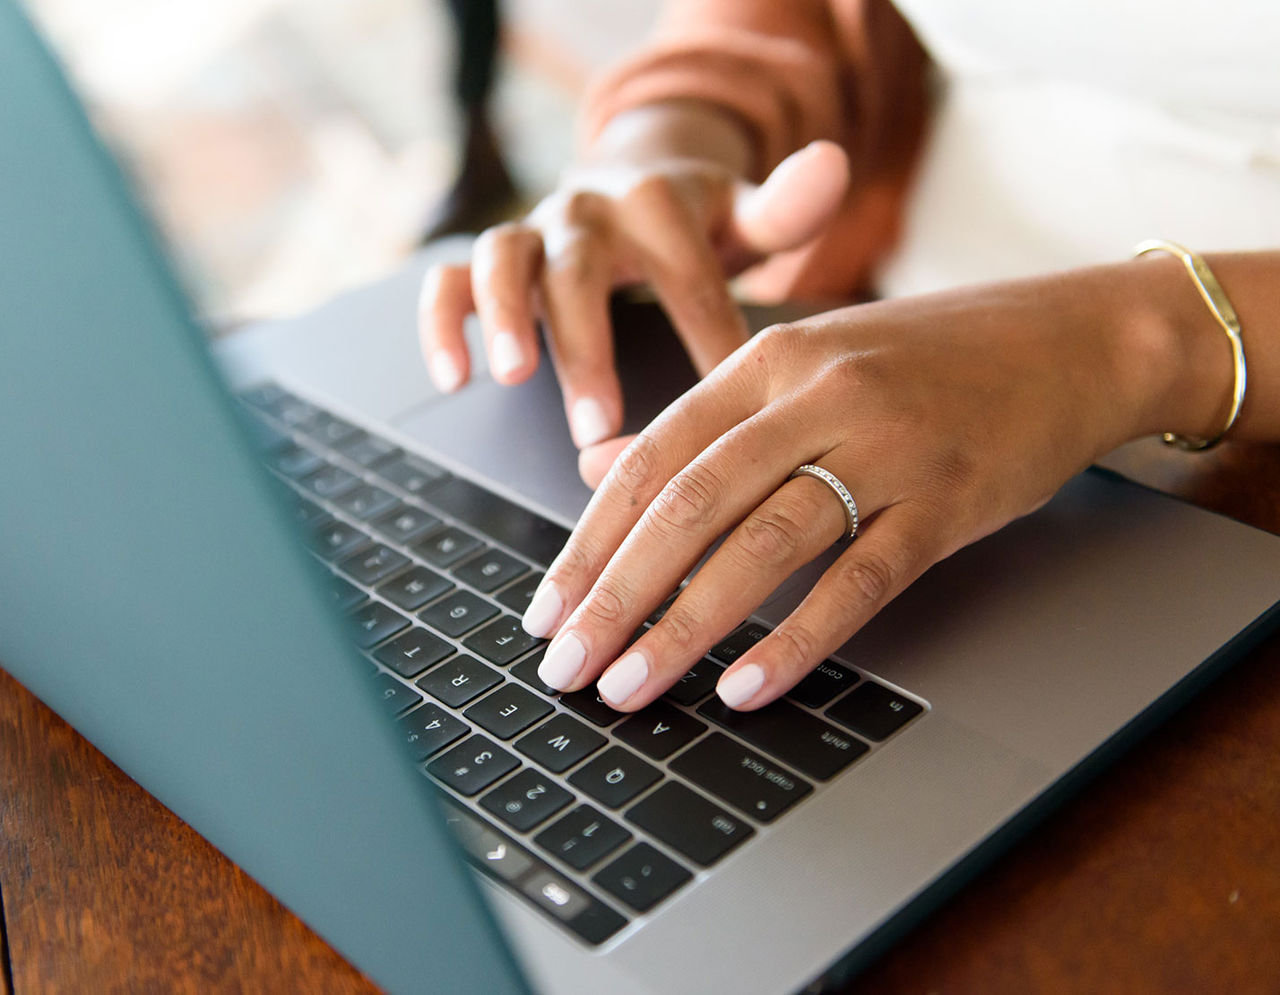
[{"x1": 1132, "y1": 239, "x2": 1247, "y2": 451}]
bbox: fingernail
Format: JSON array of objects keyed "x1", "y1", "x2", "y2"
[
  {"x1": 570, "y1": 397, "x2": 611, "y2": 447},
  {"x1": 431, "y1": 352, "x2": 463, "y2": 392},
  {"x1": 522, "y1": 582, "x2": 563, "y2": 638},
  {"x1": 717, "y1": 663, "x2": 765, "y2": 708},
  {"x1": 538, "y1": 631, "x2": 586, "y2": 690},
  {"x1": 597, "y1": 650, "x2": 649, "y2": 707},
  {"x1": 491, "y1": 331, "x2": 524, "y2": 380}
]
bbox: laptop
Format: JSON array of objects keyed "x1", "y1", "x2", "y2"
[{"x1": 3, "y1": 4, "x2": 1279, "y2": 992}]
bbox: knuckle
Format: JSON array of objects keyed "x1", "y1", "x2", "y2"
[
  {"x1": 738, "y1": 501, "x2": 809, "y2": 567},
  {"x1": 559, "y1": 190, "x2": 606, "y2": 227},
  {"x1": 544, "y1": 231, "x2": 598, "y2": 284},
  {"x1": 582, "y1": 579, "x2": 630, "y2": 628},
  {"x1": 655, "y1": 605, "x2": 700, "y2": 654},
  {"x1": 837, "y1": 549, "x2": 899, "y2": 610},
  {"x1": 607, "y1": 433, "x2": 663, "y2": 507},
  {"x1": 769, "y1": 623, "x2": 820, "y2": 671},
  {"x1": 646, "y1": 461, "x2": 725, "y2": 537},
  {"x1": 625, "y1": 173, "x2": 679, "y2": 208},
  {"x1": 923, "y1": 447, "x2": 977, "y2": 496}
]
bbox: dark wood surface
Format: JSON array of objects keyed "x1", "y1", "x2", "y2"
[{"x1": 2, "y1": 439, "x2": 1278, "y2": 994}]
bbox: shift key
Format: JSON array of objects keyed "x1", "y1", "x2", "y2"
[
  {"x1": 670, "y1": 733, "x2": 811, "y2": 822},
  {"x1": 698, "y1": 697, "x2": 868, "y2": 781}
]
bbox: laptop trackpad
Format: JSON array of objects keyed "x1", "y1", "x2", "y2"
[{"x1": 393, "y1": 300, "x2": 702, "y2": 525}]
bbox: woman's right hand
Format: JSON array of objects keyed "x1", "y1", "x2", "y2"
[{"x1": 417, "y1": 115, "x2": 850, "y2": 450}]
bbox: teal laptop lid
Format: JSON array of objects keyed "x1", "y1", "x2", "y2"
[{"x1": 0, "y1": 4, "x2": 527, "y2": 991}]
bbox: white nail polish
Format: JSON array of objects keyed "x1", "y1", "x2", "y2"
[
  {"x1": 597, "y1": 651, "x2": 649, "y2": 707},
  {"x1": 570, "y1": 397, "x2": 611, "y2": 447},
  {"x1": 491, "y1": 331, "x2": 524, "y2": 380},
  {"x1": 538, "y1": 631, "x2": 586, "y2": 690},
  {"x1": 521, "y1": 582, "x2": 563, "y2": 638},
  {"x1": 717, "y1": 663, "x2": 765, "y2": 708},
  {"x1": 431, "y1": 352, "x2": 463, "y2": 392}
]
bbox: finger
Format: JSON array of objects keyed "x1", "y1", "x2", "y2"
[
  {"x1": 418, "y1": 263, "x2": 474, "y2": 392},
  {"x1": 615, "y1": 180, "x2": 749, "y2": 376},
  {"x1": 596, "y1": 466, "x2": 889, "y2": 710},
  {"x1": 471, "y1": 223, "x2": 544, "y2": 385},
  {"x1": 521, "y1": 353, "x2": 765, "y2": 648},
  {"x1": 539, "y1": 223, "x2": 626, "y2": 448},
  {"x1": 714, "y1": 503, "x2": 938, "y2": 710},
  {"x1": 578, "y1": 434, "x2": 635, "y2": 490},
  {"x1": 730, "y1": 140, "x2": 850, "y2": 255},
  {"x1": 537, "y1": 407, "x2": 843, "y2": 696}
]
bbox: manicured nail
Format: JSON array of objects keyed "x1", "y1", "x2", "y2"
[
  {"x1": 491, "y1": 331, "x2": 524, "y2": 380},
  {"x1": 521, "y1": 582, "x2": 563, "y2": 638},
  {"x1": 538, "y1": 631, "x2": 586, "y2": 690},
  {"x1": 431, "y1": 352, "x2": 463, "y2": 392},
  {"x1": 717, "y1": 663, "x2": 765, "y2": 708},
  {"x1": 570, "y1": 397, "x2": 611, "y2": 447},
  {"x1": 597, "y1": 650, "x2": 649, "y2": 707}
]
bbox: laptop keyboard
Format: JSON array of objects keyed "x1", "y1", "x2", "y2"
[{"x1": 239, "y1": 383, "x2": 927, "y2": 946}]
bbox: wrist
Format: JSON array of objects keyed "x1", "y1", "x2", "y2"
[
  {"x1": 585, "y1": 101, "x2": 755, "y2": 178},
  {"x1": 1119, "y1": 252, "x2": 1239, "y2": 444}
]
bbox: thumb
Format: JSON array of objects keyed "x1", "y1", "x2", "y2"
[{"x1": 731, "y1": 140, "x2": 850, "y2": 255}]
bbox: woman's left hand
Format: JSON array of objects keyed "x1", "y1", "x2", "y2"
[{"x1": 521, "y1": 260, "x2": 1226, "y2": 711}]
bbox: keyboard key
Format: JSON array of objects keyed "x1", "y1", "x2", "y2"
[
  {"x1": 375, "y1": 628, "x2": 453, "y2": 678},
  {"x1": 534, "y1": 804, "x2": 631, "y2": 871},
  {"x1": 372, "y1": 674, "x2": 419, "y2": 716},
  {"x1": 593, "y1": 843, "x2": 691, "y2": 913},
  {"x1": 442, "y1": 802, "x2": 535, "y2": 883},
  {"x1": 339, "y1": 544, "x2": 409, "y2": 586},
  {"x1": 427, "y1": 735, "x2": 519, "y2": 796},
  {"x1": 515, "y1": 714, "x2": 606, "y2": 773},
  {"x1": 826, "y1": 681, "x2": 923, "y2": 741},
  {"x1": 663, "y1": 656, "x2": 724, "y2": 707},
  {"x1": 508, "y1": 649, "x2": 557, "y2": 696},
  {"x1": 520, "y1": 867, "x2": 591, "y2": 922},
  {"x1": 480, "y1": 768, "x2": 573, "y2": 832},
  {"x1": 397, "y1": 702, "x2": 467, "y2": 760},
  {"x1": 334, "y1": 483, "x2": 398, "y2": 521},
  {"x1": 419, "y1": 590, "x2": 498, "y2": 637},
  {"x1": 788, "y1": 659, "x2": 859, "y2": 709},
  {"x1": 239, "y1": 382, "x2": 290, "y2": 412},
  {"x1": 376, "y1": 453, "x2": 450, "y2": 497},
  {"x1": 495, "y1": 571, "x2": 543, "y2": 615},
  {"x1": 372, "y1": 504, "x2": 441, "y2": 545},
  {"x1": 291, "y1": 497, "x2": 330, "y2": 530},
  {"x1": 671, "y1": 733, "x2": 811, "y2": 823},
  {"x1": 276, "y1": 396, "x2": 322, "y2": 428},
  {"x1": 414, "y1": 526, "x2": 482, "y2": 568},
  {"x1": 270, "y1": 442, "x2": 324, "y2": 479},
  {"x1": 568, "y1": 746, "x2": 661, "y2": 809},
  {"x1": 378, "y1": 565, "x2": 453, "y2": 611},
  {"x1": 324, "y1": 574, "x2": 366, "y2": 612},
  {"x1": 708, "y1": 622, "x2": 770, "y2": 665},
  {"x1": 303, "y1": 411, "x2": 361, "y2": 448},
  {"x1": 465, "y1": 684, "x2": 553, "y2": 739},
  {"x1": 308, "y1": 519, "x2": 369, "y2": 561},
  {"x1": 424, "y1": 476, "x2": 570, "y2": 567},
  {"x1": 337, "y1": 432, "x2": 400, "y2": 469},
  {"x1": 452, "y1": 548, "x2": 529, "y2": 593},
  {"x1": 346, "y1": 602, "x2": 410, "y2": 649},
  {"x1": 416, "y1": 655, "x2": 502, "y2": 707},
  {"x1": 561, "y1": 689, "x2": 625, "y2": 727},
  {"x1": 699, "y1": 697, "x2": 868, "y2": 781},
  {"x1": 626, "y1": 782, "x2": 753, "y2": 867},
  {"x1": 464, "y1": 615, "x2": 542, "y2": 666},
  {"x1": 300, "y1": 464, "x2": 362, "y2": 500},
  {"x1": 615, "y1": 701, "x2": 706, "y2": 761}
]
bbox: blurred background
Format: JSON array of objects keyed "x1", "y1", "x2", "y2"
[{"x1": 26, "y1": 0, "x2": 658, "y2": 326}]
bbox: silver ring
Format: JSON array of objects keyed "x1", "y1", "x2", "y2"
[{"x1": 789, "y1": 463, "x2": 859, "y2": 541}]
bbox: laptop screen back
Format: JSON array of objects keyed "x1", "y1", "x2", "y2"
[{"x1": 0, "y1": 4, "x2": 527, "y2": 991}]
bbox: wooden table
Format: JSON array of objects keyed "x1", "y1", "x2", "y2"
[{"x1": 3, "y1": 439, "x2": 1279, "y2": 994}]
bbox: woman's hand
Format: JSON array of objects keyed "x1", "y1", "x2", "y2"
[
  {"x1": 417, "y1": 108, "x2": 850, "y2": 449},
  {"x1": 520, "y1": 261, "x2": 1230, "y2": 711}
]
